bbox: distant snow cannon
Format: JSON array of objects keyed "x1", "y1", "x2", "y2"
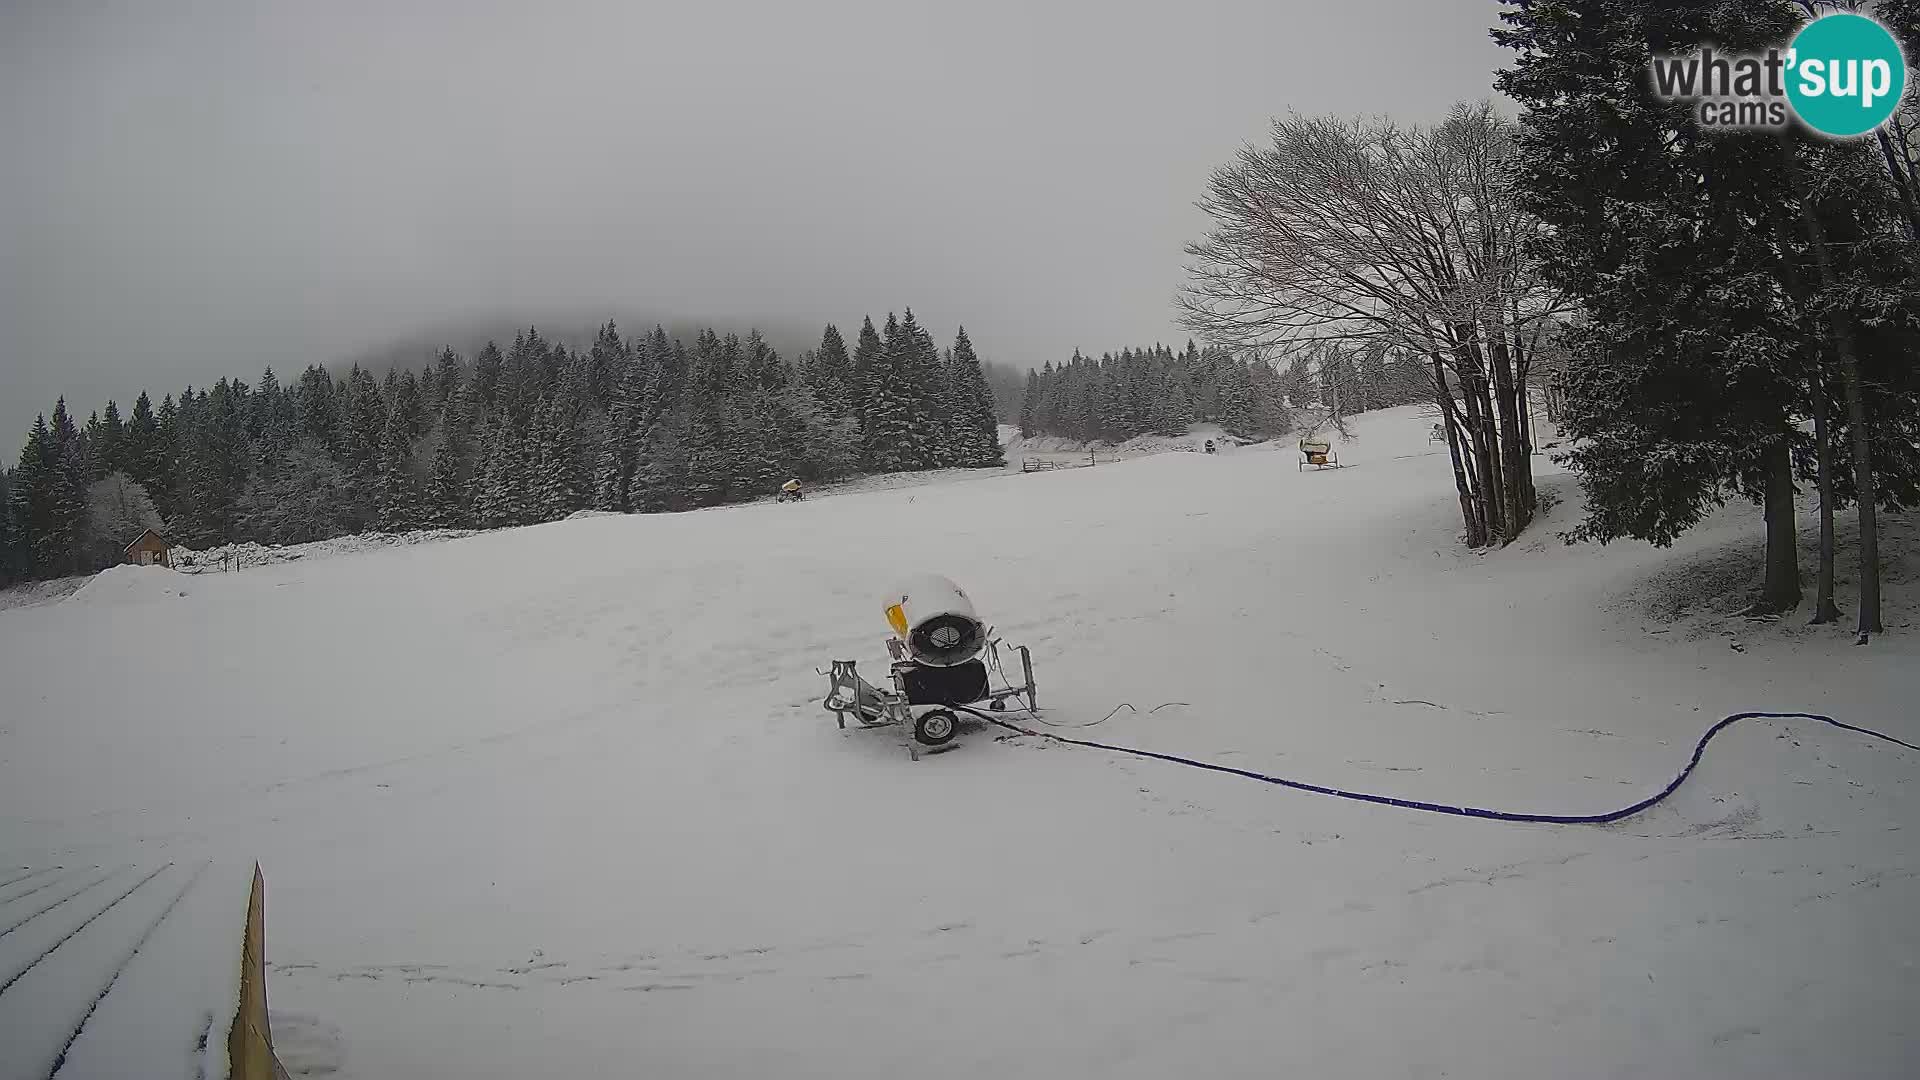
[{"x1": 821, "y1": 574, "x2": 1038, "y2": 757}]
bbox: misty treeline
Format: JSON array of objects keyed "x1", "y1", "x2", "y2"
[
  {"x1": 0, "y1": 311, "x2": 1001, "y2": 583},
  {"x1": 1014, "y1": 341, "x2": 1427, "y2": 443},
  {"x1": 1497, "y1": 0, "x2": 1920, "y2": 641}
]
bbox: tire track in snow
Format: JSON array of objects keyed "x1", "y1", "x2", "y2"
[
  {"x1": 0, "y1": 866, "x2": 133, "y2": 941},
  {"x1": 46, "y1": 861, "x2": 209, "y2": 1079},
  {"x1": 0, "y1": 863, "x2": 170, "y2": 997},
  {"x1": 0, "y1": 868, "x2": 81, "y2": 908},
  {"x1": 0, "y1": 868, "x2": 63, "y2": 896}
]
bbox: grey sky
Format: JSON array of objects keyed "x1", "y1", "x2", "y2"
[{"x1": 1, "y1": 0, "x2": 1510, "y2": 444}]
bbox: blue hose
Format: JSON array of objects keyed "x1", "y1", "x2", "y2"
[{"x1": 954, "y1": 707, "x2": 1920, "y2": 825}]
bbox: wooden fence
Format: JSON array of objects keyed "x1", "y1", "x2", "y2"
[{"x1": 1020, "y1": 449, "x2": 1116, "y2": 473}]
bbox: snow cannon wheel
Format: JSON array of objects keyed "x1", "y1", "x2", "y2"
[{"x1": 914, "y1": 709, "x2": 959, "y2": 746}]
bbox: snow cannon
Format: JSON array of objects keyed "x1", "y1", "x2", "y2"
[
  {"x1": 883, "y1": 573, "x2": 986, "y2": 667},
  {"x1": 821, "y1": 574, "x2": 1038, "y2": 758}
]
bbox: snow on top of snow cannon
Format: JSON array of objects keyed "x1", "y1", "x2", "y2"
[{"x1": 882, "y1": 574, "x2": 987, "y2": 667}]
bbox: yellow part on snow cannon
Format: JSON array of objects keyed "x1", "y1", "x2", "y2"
[{"x1": 882, "y1": 574, "x2": 987, "y2": 667}]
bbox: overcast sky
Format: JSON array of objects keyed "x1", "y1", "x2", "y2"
[{"x1": 0, "y1": 0, "x2": 1511, "y2": 444}]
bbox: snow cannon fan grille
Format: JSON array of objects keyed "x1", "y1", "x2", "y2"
[
  {"x1": 908, "y1": 613, "x2": 985, "y2": 667},
  {"x1": 884, "y1": 574, "x2": 988, "y2": 667}
]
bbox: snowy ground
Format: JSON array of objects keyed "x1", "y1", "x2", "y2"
[
  {"x1": 1004, "y1": 421, "x2": 1246, "y2": 470},
  {"x1": 0, "y1": 573, "x2": 90, "y2": 612},
  {"x1": 171, "y1": 529, "x2": 484, "y2": 573},
  {"x1": 2, "y1": 406, "x2": 1915, "y2": 1079}
]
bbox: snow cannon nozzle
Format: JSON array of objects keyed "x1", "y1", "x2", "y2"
[{"x1": 883, "y1": 574, "x2": 987, "y2": 667}]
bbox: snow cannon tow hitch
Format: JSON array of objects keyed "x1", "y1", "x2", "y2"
[{"x1": 821, "y1": 574, "x2": 1037, "y2": 759}]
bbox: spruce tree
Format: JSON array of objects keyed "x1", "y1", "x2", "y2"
[
  {"x1": 339, "y1": 365, "x2": 384, "y2": 482},
  {"x1": 948, "y1": 327, "x2": 1004, "y2": 466},
  {"x1": 1215, "y1": 357, "x2": 1255, "y2": 439},
  {"x1": 628, "y1": 335, "x2": 684, "y2": 512},
  {"x1": 1496, "y1": 0, "x2": 1829, "y2": 612},
  {"x1": 152, "y1": 393, "x2": 180, "y2": 517},
  {"x1": 98, "y1": 401, "x2": 125, "y2": 476},
  {"x1": 293, "y1": 366, "x2": 339, "y2": 447},
  {"x1": 428, "y1": 348, "x2": 463, "y2": 414},
  {"x1": 178, "y1": 379, "x2": 249, "y2": 546},
  {"x1": 744, "y1": 330, "x2": 782, "y2": 391},
  {"x1": 375, "y1": 403, "x2": 422, "y2": 531},
  {"x1": 851, "y1": 316, "x2": 885, "y2": 452},
  {"x1": 593, "y1": 402, "x2": 638, "y2": 513},
  {"x1": 472, "y1": 422, "x2": 518, "y2": 528},
  {"x1": 633, "y1": 411, "x2": 690, "y2": 513},
  {"x1": 51, "y1": 440, "x2": 93, "y2": 574},
  {"x1": 728, "y1": 391, "x2": 781, "y2": 496},
  {"x1": 236, "y1": 440, "x2": 353, "y2": 544},
  {"x1": 861, "y1": 314, "x2": 920, "y2": 472},
  {"x1": 684, "y1": 402, "x2": 731, "y2": 506},
  {"x1": 533, "y1": 398, "x2": 587, "y2": 520},
  {"x1": 39, "y1": 399, "x2": 94, "y2": 572},
  {"x1": 11, "y1": 415, "x2": 55, "y2": 577},
  {"x1": 251, "y1": 368, "x2": 291, "y2": 447},
  {"x1": 0, "y1": 470, "x2": 17, "y2": 584},
  {"x1": 125, "y1": 392, "x2": 161, "y2": 491},
  {"x1": 471, "y1": 341, "x2": 505, "y2": 417},
  {"x1": 50, "y1": 398, "x2": 78, "y2": 449},
  {"x1": 1248, "y1": 357, "x2": 1290, "y2": 438},
  {"x1": 1018, "y1": 371, "x2": 1040, "y2": 437},
  {"x1": 425, "y1": 392, "x2": 473, "y2": 528},
  {"x1": 895, "y1": 310, "x2": 948, "y2": 467},
  {"x1": 592, "y1": 333, "x2": 660, "y2": 513},
  {"x1": 393, "y1": 369, "x2": 426, "y2": 439},
  {"x1": 589, "y1": 321, "x2": 627, "y2": 408},
  {"x1": 811, "y1": 325, "x2": 856, "y2": 417}
]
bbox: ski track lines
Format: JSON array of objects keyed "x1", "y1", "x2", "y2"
[{"x1": 0, "y1": 861, "x2": 259, "y2": 1080}]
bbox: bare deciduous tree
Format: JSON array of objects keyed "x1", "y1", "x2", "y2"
[
  {"x1": 1180, "y1": 102, "x2": 1572, "y2": 547},
  {"x1": 86, "y1": 472, "x2": 164, "y2": 567}
]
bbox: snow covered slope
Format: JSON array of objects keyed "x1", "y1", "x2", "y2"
[
  {"x1": 1004, "y1": 420, "x2": 1248, "y2": 469},
  {"x1": 2, "y1": 406, "x2": 1914, "y2": 1079}
]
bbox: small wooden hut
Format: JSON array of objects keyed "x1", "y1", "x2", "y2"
[{"x1": 124, "y1": 527, "x2": 174, "y2": 568}]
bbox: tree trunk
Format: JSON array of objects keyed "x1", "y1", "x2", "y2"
[
  {"x1": 1433, "y1": 354, "x2": 1486, "y2": 548},
  {"x1": 1811, "y1": 376, "x2": 1842, "y2": 625},
  {"x1": 1453, "y1": 340, "x2": 1507, "y2": 543},
  {"x1": 1793, "y1": 166, "x2": 1883, "y2": 641},
  {"x1": 1468, "y1": 374, "x2": 1507, "y2": 542},
  {"x1": 1758, "y1": 433, "x2": 1802, "y2": 614},
  {"x1": 1877, "y1": 129, "x2": 1920, "y2": 241},
  {"x1": 1512, "y1": 328, "x2": 1540, "y2": 518},
  {"x1": 1487, "y1": 321, "x2": 1534, "y2": 533},
  {"x1": 1837, "y1": 356, "x2": 1883, "y2": 638}
]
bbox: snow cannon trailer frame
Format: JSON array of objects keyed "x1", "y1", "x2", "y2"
[
  {"x1": 1298, "y1": 438, "x2": 1342, "y2": 471},
  {"x1": 823, "y1": 640, "x2": 1037, "y2": 760}
]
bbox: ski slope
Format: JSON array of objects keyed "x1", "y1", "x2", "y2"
[{"x1": 2, "y1": 406, "x2": 1915, "y2": 1079}]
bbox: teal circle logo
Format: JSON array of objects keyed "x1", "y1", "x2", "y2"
[{"x1": 1786, "y1": 14, "x2": 1906, "y2": 138}]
